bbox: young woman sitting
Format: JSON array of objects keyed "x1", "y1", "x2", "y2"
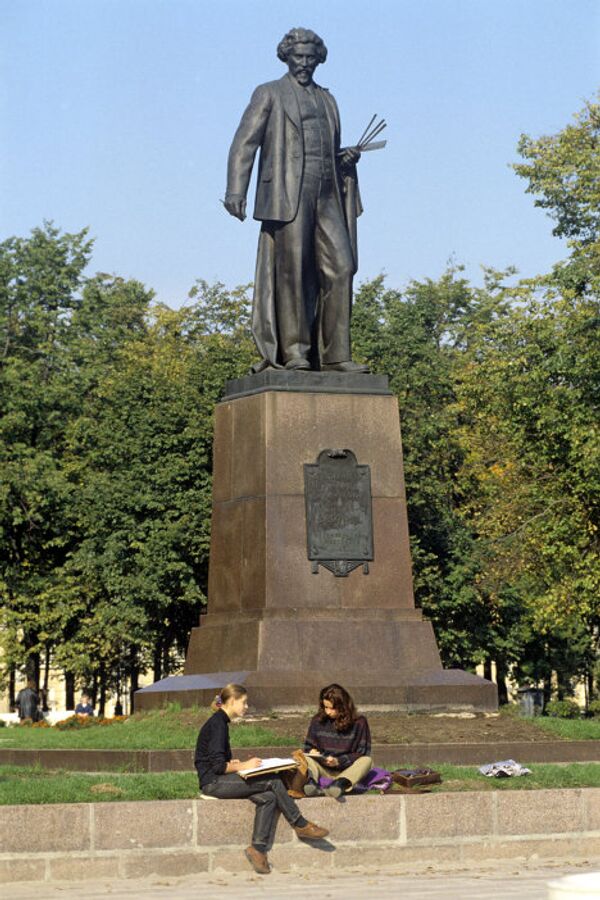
[
  {"x1": 303, "y1": 683, "x2": 372, "y2": 799},
  {"x1": 194, "y1": 683, "x2": 329, "y2": 875}
]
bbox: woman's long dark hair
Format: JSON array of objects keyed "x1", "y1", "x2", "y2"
[{"x1": 317, "y1": 683, "x2": 358, "y2": 732}]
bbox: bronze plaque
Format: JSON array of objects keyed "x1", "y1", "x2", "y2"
[{"x1": 304, "y1": 449, "x2": 373, "y2": 577}]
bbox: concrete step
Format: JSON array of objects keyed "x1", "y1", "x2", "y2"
[
  {"x1": 1, "y1": 739, "x2": 599, "y2": 772},
  {"x1": 0, "y1": 788, "x2": 599, "y2": 884}
]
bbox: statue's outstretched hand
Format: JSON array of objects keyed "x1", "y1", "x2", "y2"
[{"x1": 224, "y1": 194, "x2": 247, "y2": 221}]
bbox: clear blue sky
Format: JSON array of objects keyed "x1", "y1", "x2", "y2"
[{"x1": 1, "y1": 1, "x2": 598, "y2": 307}]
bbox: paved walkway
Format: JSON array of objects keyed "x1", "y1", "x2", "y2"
[{"x1": 7, "y1": 863, "x2": 600, "y2": 899}]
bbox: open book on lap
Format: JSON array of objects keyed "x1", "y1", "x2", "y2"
[{"x1": 238, "y1": 757, "x2": 297, "y2": 779}]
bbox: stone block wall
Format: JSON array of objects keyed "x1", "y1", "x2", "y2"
[{"x1": 1, "y1": 789, "x2": 599, "y2": 884}]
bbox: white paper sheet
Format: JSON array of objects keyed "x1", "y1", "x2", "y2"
[{"x1": 239, "y1": 756, "x2": 297, "y2": 777}]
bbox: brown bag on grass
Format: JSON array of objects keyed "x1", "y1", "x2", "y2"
[{"x1": 391, "y1": 767, "x2": 442, "y2": 788}]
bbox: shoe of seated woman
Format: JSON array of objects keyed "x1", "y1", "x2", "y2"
[
  {"x1": 303, "y1": 777, "x2": 325, "y2": 797},
  {"x1": 324, "y1": 777, "x2": 352, "y2": 799}
]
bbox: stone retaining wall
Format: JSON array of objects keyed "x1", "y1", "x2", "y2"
[
  {"x1": 1, "y1": 789, "x2": 599, "y2": 884},
  {"x1": 2, "y1": 740, "x2": 599, "y2": 772}
]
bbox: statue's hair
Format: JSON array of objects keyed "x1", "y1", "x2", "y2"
[{"x1": 277, "y1": 28, "x2": 327, "y2": 64}]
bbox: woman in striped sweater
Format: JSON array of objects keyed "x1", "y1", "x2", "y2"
[{"x1": 302, "y1": 683, "x2": 372, "y2": 799}]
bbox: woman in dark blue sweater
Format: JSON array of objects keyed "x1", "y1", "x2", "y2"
[
  {"x1": 195, "y1": 683, "x2": 329, "y2": 874},
  {"x1": 303, "y1": 683, "x2": 372, "y2": 798}
]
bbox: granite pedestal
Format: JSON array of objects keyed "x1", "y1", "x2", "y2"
[{"x1": 135, "y1": 372, "x2": 496, "y2": 711}]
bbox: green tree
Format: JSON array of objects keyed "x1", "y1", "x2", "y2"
[
  {"x1": 353, "y1": 272, "x2": 517, "y2": 676},
  {"x1": 0, "y1": 225, "x2": 255, "y2": 710},
  {"x1": 0, "y1": 223, "x2": 92, "y2": 693},
  {"x1": 514, "y1": 95, "x2": 600, "y2": 297},
  {"x1": 454, "y1": 277, "x2": 599, "y2": 697},
  {"x1": 514, "y1": 96, "x2": 600, "y2": 245},
  {"x1": 57, "y1": 284, "x2": 254, "y2": 709}
]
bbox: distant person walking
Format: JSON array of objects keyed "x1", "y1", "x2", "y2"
[
  {"x1": 15, "y1": 679, "x2": 40, "y2": 721},
  {"x1": 195, "y1": 683, "x2": 329, "y2": 874}
]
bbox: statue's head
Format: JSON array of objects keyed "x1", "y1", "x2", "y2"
[{"x1": 277, "y1": 28, "x2": 327, "y2": 85}]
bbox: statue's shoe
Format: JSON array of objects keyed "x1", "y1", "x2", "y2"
[
  {"x1": 321, "y1": 360, "x2": 370, "y2": 374},
  {"x1": 284, "y1": 357, "x2": 311, "y2": 370}
]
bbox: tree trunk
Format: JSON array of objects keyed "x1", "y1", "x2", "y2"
[
  {"x1": 8, "y1": 667, "x2": 15, "y2": 710},
  {"x1": 162, "y1": 637, "x2": 171, "y2": 679},
  {"x1": 495, "y1": 659, "x2": 509, "y2": 705},
  {"x1": 153, "y1": 640, "x2": 162, "y2": 683},
  {"x1": 42, "y1": 647, "x2": 51, "y2": 710},
  {"x1": 115, "y1": 666, "x2": 122, "y2": 716},
  {"x1": 65, "y1": 671, "x2": 75, "y2": 710},
  {"x1": 483, "y1": 659, "x2": 492, "y2": 681},
  {"x1": 98, "y1": 663, "x2": 106, "y2": 717},
  {"x1": 25, "y1": 651, "x2": 40, "y2": 689},
  {"x1": 129, "y1": 663, "x2": 139, "y2": 713},
  {"x1": 556, "y1": 671, "x2": 571, "y2": 701},
  {"x1": 543, "y1": 675, "x2": 552, "y2": 707}
]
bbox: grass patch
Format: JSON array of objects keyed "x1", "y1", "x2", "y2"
[
  {"x1": 429, "y1": 762, "x2": 600, "y2": 792},
  {"x1": 0, "y1": 708, "x2": 289, "y2": 750},
  {"x1": 532, "y1": 717, "x2": 600, "y2": 741},
  {"x1": 0, "y1": 765, "x2": 199, "y2": 805},
  {"x1": 1, "y1": 706, "x2": 599, "y2": 751},
  {"x1": 2, "y1": 762, "x2": 600, "y2": 805}
]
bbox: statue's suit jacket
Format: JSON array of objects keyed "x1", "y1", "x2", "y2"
[
  {"x1": 227, "y1": 73, "x2": 360, "y2": 224},
  {"x1": 226, "y1": 73, "x2": 362, "y2": 369}
]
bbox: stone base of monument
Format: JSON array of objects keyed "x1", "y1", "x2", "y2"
[
  {"x1": 135, "y1": 372, "x2": 496, "y2": 713},
  {"x1": 135, "y1": 667, "x2": 496, "y2": 711}
]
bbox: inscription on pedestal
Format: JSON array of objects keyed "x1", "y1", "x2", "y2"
[{"x1": 304, "y1": 449, "x2": 373, "y2": 577}]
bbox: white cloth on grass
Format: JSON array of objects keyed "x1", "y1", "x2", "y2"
[{"x1": 479, "y1": 759, "x2": 532, "y2": 777}]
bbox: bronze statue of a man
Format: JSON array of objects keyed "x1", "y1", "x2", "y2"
[{"x1": 224, "y1": 27, "x2": 369, "y2": 374}]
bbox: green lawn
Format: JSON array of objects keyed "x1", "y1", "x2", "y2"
[
  {"x1": 416, "y1": 762, "x2": 600, "y2": 792},
  {"x1": 2, "y1": 762, "x2": 600, "y2": 805},
  {"x1": 0, "y1": 708, "x2": 287, "y2": 750},
  {"x1": 533, "y1": 717, "x2": 600, "y2": 740},
  {"x1": 1, "y1": 707, "x2": 599, "y2": 750},
  {"x1": 0, "y1": 765, "x2": 199, "y2": 804}
]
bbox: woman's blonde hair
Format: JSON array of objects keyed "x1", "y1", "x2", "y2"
[{"x1": 210, "y1": 683, "x2": 247, "y2": 712}]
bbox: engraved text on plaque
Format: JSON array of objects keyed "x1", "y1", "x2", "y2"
[{"x1": 304, "y1": 449, "x2": 373, "y2": 577}]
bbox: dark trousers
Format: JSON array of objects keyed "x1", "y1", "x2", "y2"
[
  {"x1": 265, "y1": 172, "x2": 355, "y2": 366},
  {"x1": 202, "y1": 773, "x2": 303, "y2": 852}
]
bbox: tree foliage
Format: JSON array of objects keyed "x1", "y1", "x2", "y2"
[
  {"x1": 0, "y1": 225, "x2": 254, "y2": 707},
  {"x1": 513, "y1": 96, "x2": 600, "y2": 245}
]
